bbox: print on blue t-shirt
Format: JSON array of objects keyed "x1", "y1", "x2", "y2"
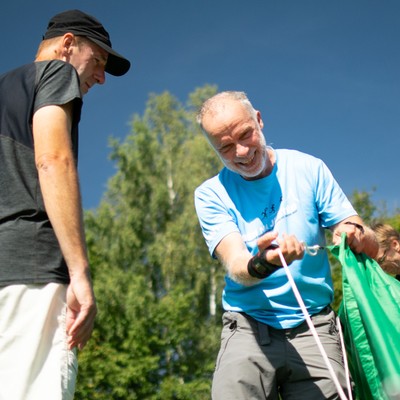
[{"x1": 194, "y1": 148, "x2": 356, "y2": 329}]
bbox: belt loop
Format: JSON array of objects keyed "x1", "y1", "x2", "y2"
[{"x1": 257, "y1": 321, "x2": 271, "y2": 345}]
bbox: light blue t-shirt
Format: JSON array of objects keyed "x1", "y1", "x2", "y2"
[{"x1": 194, "y1": 148, "x2": 356, "y2": 329}]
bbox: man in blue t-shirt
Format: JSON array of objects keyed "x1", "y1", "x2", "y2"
[
  {"x1": 0, "y1": 10, "x2": 130, "y2": 400},
  {"x1": 194, "y1": 91, "x2": 378, "y2": 400}
]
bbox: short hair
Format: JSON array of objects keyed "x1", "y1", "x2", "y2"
[
  {"x1": 196, "y1": 91, "x2": 257, "y2": 132},
  {"x1": 35, "y1": 36, "x2": 63, "y2": 58},
  {"x1": 35, "y1": 35, "x2": 88, "y2": 60}
]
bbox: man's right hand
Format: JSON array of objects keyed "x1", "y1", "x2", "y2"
[
  {"x1": 65, "y1": 270, "x2": 97, "y2": 350},
  {"x1": 257, "y1": 232, "x2": 305, "y2": 266}
]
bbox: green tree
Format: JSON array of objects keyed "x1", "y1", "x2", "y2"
[
  {"x1": 75, "y1": 86, "x2": 224, "y2": 399},
  {"x1": 350, "y1": 188, "x2": 377, "y2": 224}
]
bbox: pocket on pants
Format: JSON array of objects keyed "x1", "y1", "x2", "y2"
[{"x1": 215, "y1": 312, "x2": 238, "y2": 371}]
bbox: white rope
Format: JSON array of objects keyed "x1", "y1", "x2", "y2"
[
  {"x1": 277, "y1": 247, "x2": 349, "y2": 400},
  {"x1": 337, "y1": 316, "x2": 353, "y2": 400},
  {"x1": 302, "y1": 242, "x2": 324, "y2": 256}
]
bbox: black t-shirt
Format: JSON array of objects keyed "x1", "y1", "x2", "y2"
[{"x1": 0, "y1": 60, "x2": 82, "y2": 285}]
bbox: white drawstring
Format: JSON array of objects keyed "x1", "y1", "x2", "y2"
[
  {"x1": 302, "y1": 241, "x2": 353, "y2": 398},
  {"x1": 277, "y1": 247, "x2": 349, "y2": 400},
  {"x1": 337, "y1": 316, "x2": 354, "y2": 400}
]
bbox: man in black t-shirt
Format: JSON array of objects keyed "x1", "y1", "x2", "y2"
[{"x1": 0, "y1": 10, "x2": 130, "y2": 399}]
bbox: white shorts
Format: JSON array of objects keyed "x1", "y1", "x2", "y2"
[{"x1": 0, "y1": 283, "x2": 78, "y2": 400}]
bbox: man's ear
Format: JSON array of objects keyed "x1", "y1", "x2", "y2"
[
  {"x1": 60, "y1": 33, "x2": 75, "y2": 59},
  {"x1": 392, "y1": 239, "x2": 400, "y2": 252},
  {"x1": 256, "y1": 110, "x2": 264, "y2": 129}
]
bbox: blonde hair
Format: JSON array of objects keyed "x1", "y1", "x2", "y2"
[
  {"x1": 35, "y1": 37, "x2": 63, "y2": 59},
  {"x1": 35, "y1": 35, "x2": 88, "y2": 60},
  {"x1": 371, "y1": 223, "x2": 400, "y2": 253}
]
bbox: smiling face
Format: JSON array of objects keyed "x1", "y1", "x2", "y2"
[{"x1": 202, "y1": 98, "x2": 272, "y2": 180}]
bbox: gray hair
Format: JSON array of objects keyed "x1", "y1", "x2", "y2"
[{"x1": 196, "y1": 91, "x2": 257, "y2": 132}]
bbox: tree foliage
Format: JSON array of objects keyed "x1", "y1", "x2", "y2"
[
  {"x1": 75, "y1": 86, "x2": 398, "y2": 398},
  {"x1": 75, "y1": 86, "x2": 224, "y2": 399}
]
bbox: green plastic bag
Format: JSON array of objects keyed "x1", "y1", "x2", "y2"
[{"x1": 329, "y1": 234, "x2": 400, "y2": 400}]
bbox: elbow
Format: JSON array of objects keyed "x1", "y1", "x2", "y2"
[{"x1": 36, "y1": 153, "x2": 75, "y2": 173}]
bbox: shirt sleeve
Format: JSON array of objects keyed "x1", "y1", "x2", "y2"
[
  {"x1": 33, "y1": 60, "x2": 82, "y2": 113},
  {"x1": 194, "y1": 183, "x2": 240, "y2": 258},
  {"x1": 314, "y1": 158, "x2": 357, "y2": 228}
]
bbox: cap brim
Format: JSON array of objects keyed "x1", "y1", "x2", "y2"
[{"x1": 89, "y1": 37, "x2": 131, "y2": 76}]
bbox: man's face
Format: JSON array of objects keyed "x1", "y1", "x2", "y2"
[
  {"x1": 202, "y1": 100, "x2": 269, "y2": 180},
  {"x1": 69, "y1": 39, "x2": 108, "y2": 95}
]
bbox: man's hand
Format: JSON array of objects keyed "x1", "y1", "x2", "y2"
[
  {"x1": 257, "y1": 232, "x2": 305, "y2": 266},
  {"x1": 65, "y1": 270, "x2": 97, "y2": 350},
  {"x1": 332, "y1": 217, "x2": 379, "y2": 258}
]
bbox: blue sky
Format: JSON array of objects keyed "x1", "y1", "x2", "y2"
[{"x1": 2, "y1": 1, "x2": 399, "y2": 213}]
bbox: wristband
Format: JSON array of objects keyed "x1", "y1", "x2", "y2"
[
  {"x1": 247, "y1": 248, "x2": 281, "y2": 279},
  {"x1": 344, "y1": 221, "x2": 365, "y2": 234}
]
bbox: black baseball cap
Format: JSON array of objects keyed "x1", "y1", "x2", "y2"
[{"x1": 43, "y1": 9, "x2": 131, "y2": 76}]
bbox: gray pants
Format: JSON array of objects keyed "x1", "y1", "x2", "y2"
[{"x1": 212, "y1": 308, "x2": 350, "y2": 400}]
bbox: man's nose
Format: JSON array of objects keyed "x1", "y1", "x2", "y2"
[
  {"x1": 95, "y1": 68, "x2": 106, "y2": 85},
  {"x1": 236, "y1": 143, "x2": 249, "y2": 157}
]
